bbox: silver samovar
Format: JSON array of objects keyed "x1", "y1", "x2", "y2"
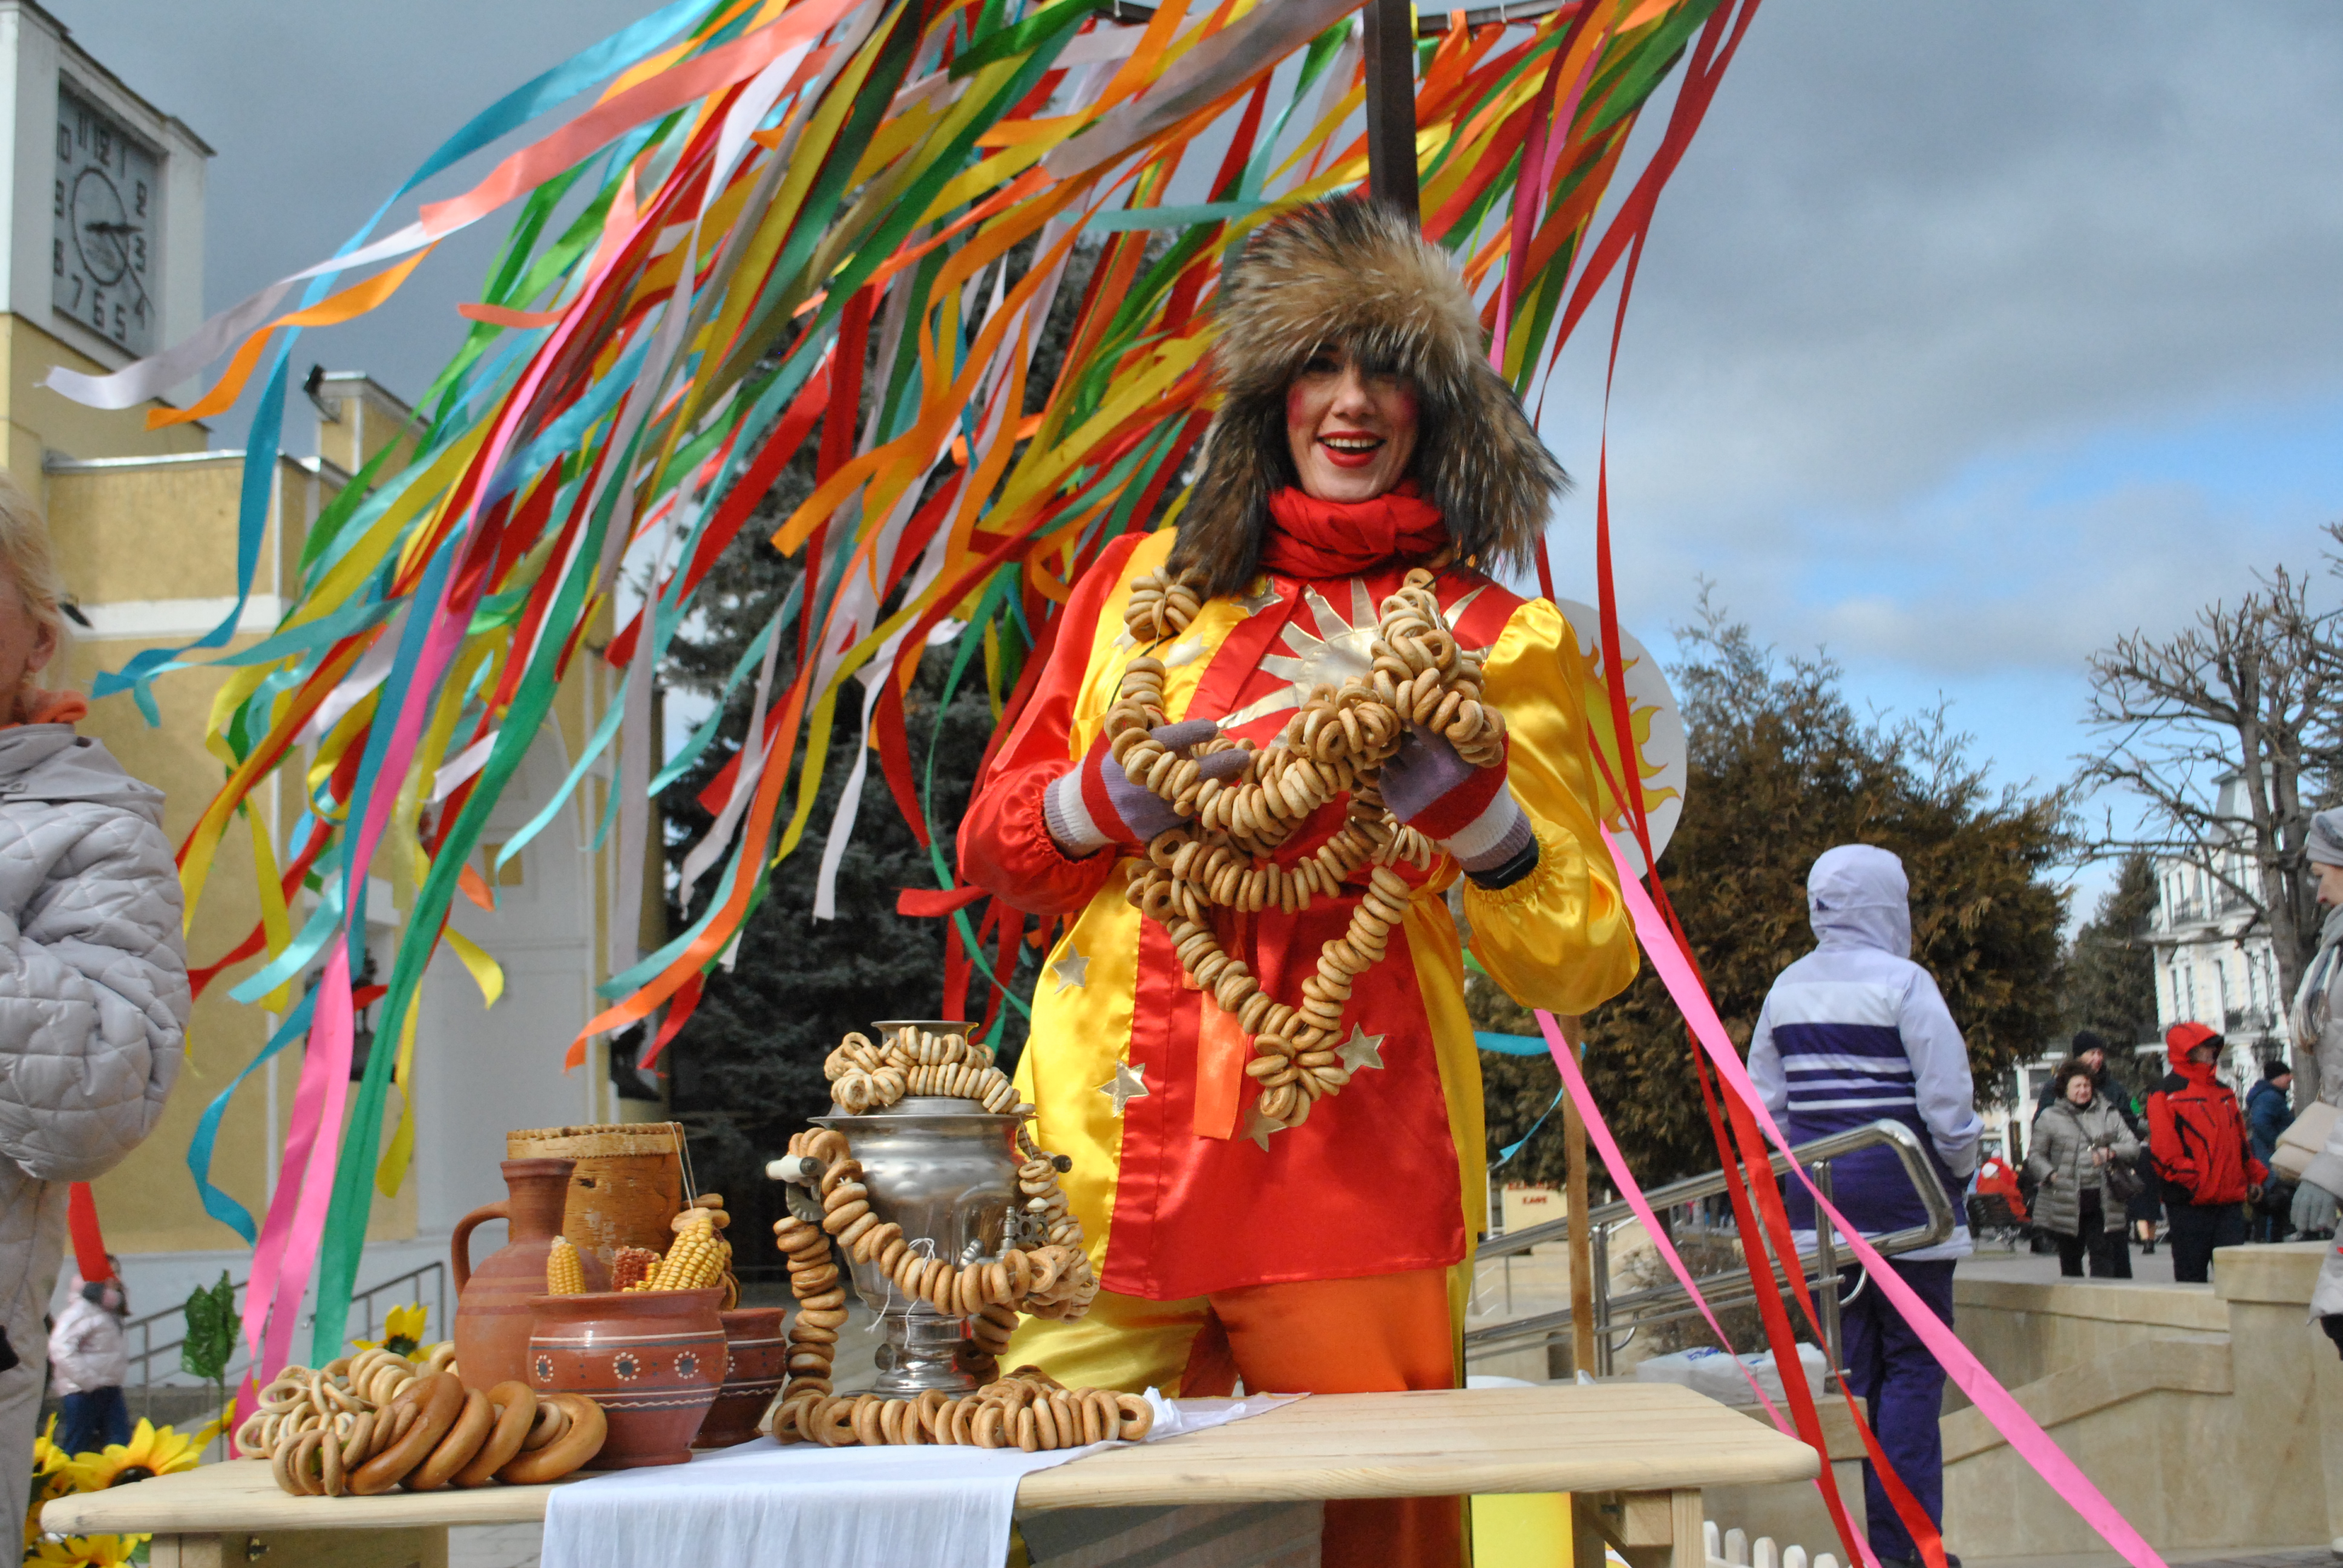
[{"x1": 767, "y1": 1020, "x2": 1038, "y2": 1397}]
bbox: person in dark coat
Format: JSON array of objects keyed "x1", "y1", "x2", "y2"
[
  {"x1": 2246, "y1": 1060, "x2": 2295, "y2": 1242},
  {"x1": 2247, "y1": 1060, "x2": 2295, "y2": 1166},
  {"x1": 2036, "y1": 1030, "x2": 2141, "y2": 1131}
]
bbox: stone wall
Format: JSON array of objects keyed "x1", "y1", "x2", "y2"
[{"x1": 1703, "y1": 1244, "x2": 2343, "y2": 1559}]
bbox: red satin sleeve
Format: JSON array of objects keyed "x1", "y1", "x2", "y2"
[{"x1": 955, "y1": 531, "x2": 1148, "y2": 916}]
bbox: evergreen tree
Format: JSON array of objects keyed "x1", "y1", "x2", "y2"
[
  {"x1": 655, "y1": 240, "x2": 1116, "y2": 1250},
  {"x1": 2060, "y1": 850, "x2": 2161, "y2": 1097},
  {"x1": 1476, "y1": 595, "x2": 2072, "y2": 1187}
]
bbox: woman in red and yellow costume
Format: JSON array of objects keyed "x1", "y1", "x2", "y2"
[{"x1": 958, "y1": 199, "x2": 1637, "y2": 1567}]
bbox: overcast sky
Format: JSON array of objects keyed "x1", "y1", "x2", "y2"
[{"x1": 47, "y1": 1, "x2": 2343, "y2": 921}]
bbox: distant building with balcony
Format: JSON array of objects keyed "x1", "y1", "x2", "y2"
[{"x1": 2147, "y1": 773, "x2": 2289, "y2": 1090}]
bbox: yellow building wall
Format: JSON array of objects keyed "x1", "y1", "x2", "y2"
[
  {"x1": 47, "y1": 454, "x2": 248, "y2": 601},
  {"x1": 0, "y1": 314, "x2": 207, "y2": 488},
  {"x1": 48, "y1": 454, "x2": 421, "y2": 1255},
  {"x1": 8, "y1": 314, "x2": 660, "y2": 1262}
]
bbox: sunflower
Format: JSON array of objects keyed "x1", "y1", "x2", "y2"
[
  {"x1": 26, "y1": 1472, "x2": 73, "y2": 1552},
  {"x1": 31, "y1": 1414, "x2": 66, "y2": 1478},
  {"x1": 349, "y1": 1302, "x2": 428, "y2": 1357},
  {"x1": 28, "y1": 1532, "x2": 142, "y2": 1566},
  {"x1": 28, "y1": 1414, "x2": 74, "y2": 1550},
  {"x1": 60, "y1": 1420, "x2": 202, "y2": 1492}
]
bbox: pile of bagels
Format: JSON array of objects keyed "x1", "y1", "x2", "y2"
[{"x1": 236, "y1": 1348, "x2": 605, "y2": 1497}]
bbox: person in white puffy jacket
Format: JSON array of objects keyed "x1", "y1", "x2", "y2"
[
  {"x1": 48, "y1": 1262, "x2": 129, "y2": 1454},
  {"x1": 0, "y1": 474, "x2": 188, "y2": 1544}
]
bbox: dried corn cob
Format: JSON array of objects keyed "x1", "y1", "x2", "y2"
[
  {"x1": 651, "y1": 1210, "x2": 727, "y2": 1289},
  {"x1": 546, "y1": 1236, "x2": 585, "y2": 1295},
  {"x1": 612, "y1": 1246, "x2": 661, "y2": 1292}
]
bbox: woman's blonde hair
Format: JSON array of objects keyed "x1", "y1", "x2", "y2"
[{"x1": 0, "y1": 471, "x2": 67, "y2": 648}]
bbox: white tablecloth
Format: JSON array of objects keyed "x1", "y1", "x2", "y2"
[{"x1": 540, "y1": 1393, "x2": 1298, "y2": 1568}]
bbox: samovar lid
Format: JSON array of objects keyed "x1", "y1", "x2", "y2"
[{"x1": 813, "y1": 1096, "x2": 1023, "y2": 1131}]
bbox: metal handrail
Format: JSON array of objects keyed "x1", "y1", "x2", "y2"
[
  {"x1": 120, "y1": 1280, "x2": 247, "y2": 1393},
  {"x1": 119, "y1": 1261, "x2": 447, "y2": 1390},
  {"x1": 1465, "y1": 1120, "x2": 1958, "y2": 1370}
]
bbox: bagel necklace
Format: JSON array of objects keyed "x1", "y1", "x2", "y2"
[{"x1": 1112, "y1": 563, "x2": 1504, "y2": 1131}]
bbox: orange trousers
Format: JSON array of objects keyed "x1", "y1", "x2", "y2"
[{"x1": 1005, "y1": 1267, "x2": 1461, "y2": 1568}]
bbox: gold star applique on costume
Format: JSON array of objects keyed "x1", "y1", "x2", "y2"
[
  {"x1": 1050, "y1": 949, "x2": 1089, "y2": 993},
  {"x1": 1098, "y1": 1060, "x2": 1149, "y2": 1116},
  {"x1": 1335, "y1": 1025, "x2": 1385, "y2": 1073},
  {"x1": 1242, "y1": 1101, "x2": 1285, "y2": 1152}
]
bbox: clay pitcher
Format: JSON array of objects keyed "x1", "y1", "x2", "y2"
[{"x1": 452, "y1": 1157, "x2": 574, "y2": 1389}]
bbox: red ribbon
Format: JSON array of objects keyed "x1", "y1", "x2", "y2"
[{"x1": 66, "y1": 1182, "x2": 109, "y2": 1285}]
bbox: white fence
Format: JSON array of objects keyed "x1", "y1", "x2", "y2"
[{"x1": 1705, "y1": 1520, "x2": 1840, "y2": 1568}]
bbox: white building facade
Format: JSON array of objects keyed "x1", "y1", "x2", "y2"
[{"x1": 2148, "y1": 776, "x2": 2291, "y2": 1089}]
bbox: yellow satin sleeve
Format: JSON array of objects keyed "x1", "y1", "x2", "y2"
[{"x1": 1463, "y1": 596, "x2": 1640, "y2": 1014}]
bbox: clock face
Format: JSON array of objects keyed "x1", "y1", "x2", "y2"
[{"x1": 52, "y1": 85, "x2": 160, "y2": 357}]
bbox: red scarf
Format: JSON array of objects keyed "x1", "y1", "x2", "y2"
[{"x1": 1260, "y1": 481, "x2": 1446, "y2": 580}]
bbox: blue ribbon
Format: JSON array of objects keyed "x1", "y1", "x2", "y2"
[
  {"x1": 185, "y1": 989, "x2": 318, "y2": 1244},
  {"x1": 1494, "y1": 1088, "x2": 1567, "y2": 1168},
  {"x1": 1475, "y1": 1030, "x2": 1554, "y2": 1056}
]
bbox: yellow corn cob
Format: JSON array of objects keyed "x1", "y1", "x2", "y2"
[
  {"x1": 546, "y1": 1236, "x2": 584, "y2": 1295},
  {"x1": 652, "y1": 1214, "x2": 726, "y2": 1290}
]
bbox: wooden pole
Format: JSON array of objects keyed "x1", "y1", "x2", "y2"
[
  {"x1": 1559, "y1": 1014, "x2": 1596, "y2": 1379},
  {"x1": 1361, "y1": 0, "x2": 1421, "y2": 222}
]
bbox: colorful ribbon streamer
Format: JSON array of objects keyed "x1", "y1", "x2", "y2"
[{"x1": 56, "y1": 0, "x2": 1760, "y2": 1417}]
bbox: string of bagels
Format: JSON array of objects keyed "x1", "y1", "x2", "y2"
[{"x1": 1115, "y1": 563, "x2": 1504, "y2": 1128}]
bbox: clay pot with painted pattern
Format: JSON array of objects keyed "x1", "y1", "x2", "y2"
[
  {"x1": 527, "y1": 1287, "x2": 726, "y2": 1468},
  {"x1": 693, "y1": 1305, "x2": 788, "y2": 1449}
]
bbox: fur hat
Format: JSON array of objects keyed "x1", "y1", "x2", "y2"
[{"x1": 1167, "y1": 198, "x2": 1567, "y2": 598}]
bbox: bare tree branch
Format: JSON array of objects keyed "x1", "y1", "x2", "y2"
[{"x1": 2077, "y1": 563, "x2": 2343, "y2": 1007}]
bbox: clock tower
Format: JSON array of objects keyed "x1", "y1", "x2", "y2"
[{"x1": 0, "y1": 0, "x2": 208, "y2": 475}]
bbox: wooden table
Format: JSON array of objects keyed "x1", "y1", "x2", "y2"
[{"x1": 42, "y1": 1385, "x2": 1815, "y2": 1568}]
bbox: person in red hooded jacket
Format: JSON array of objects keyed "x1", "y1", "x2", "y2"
[{"x1": 2147, "y1": 1022, "x2": 2266, "y2": 1282}]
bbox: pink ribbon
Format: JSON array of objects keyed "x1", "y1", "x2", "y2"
[
  {"x1": 1530, "y1": 1015, "x2": 1792, "y2": 1436},
  {"x1": 232, "y1": 944, "x2": 353, "y2": 1442},
  {"x1": 1593, "y1": 831, "x2": 2167, "y2": 1568}
]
